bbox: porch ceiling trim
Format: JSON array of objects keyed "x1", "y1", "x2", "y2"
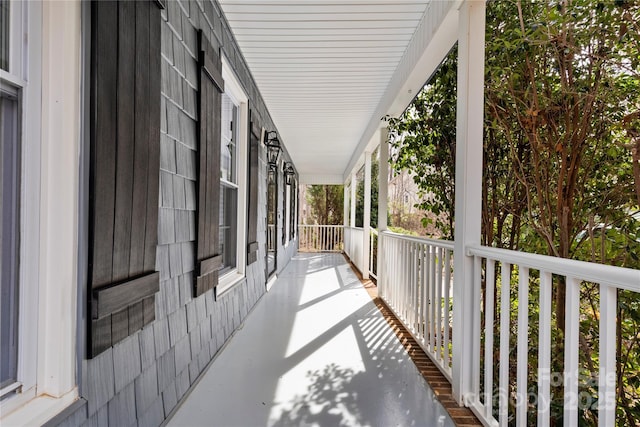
[
  {"x1": 299, "y1": 174, "x2": 345, "y2": 186},
  {"x1": 218, "y1": 0, "x2": 461, "y2": 184},
  {"x1": 342, "y1": 0, "x2": 460, "y2": 181}
]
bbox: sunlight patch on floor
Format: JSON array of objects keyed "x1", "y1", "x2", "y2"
[{"x1": 270, "y1": 325, "x2": 366, "y2": 426}]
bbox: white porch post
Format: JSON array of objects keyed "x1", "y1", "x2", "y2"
[
  {"x1": 363, "y1": 151, "x2": 372, "y2": 279},
  {"x1": 377, "y1": 127, "x2": 389, "y2": 298},
  {"x1": 343, "y1": 181, "x2": 349, "y2": 227},
  {"x1": 452, "y1": 0, "x2": 486, "y2": 405},
  {"x1": 377, "y1": 128, "x2": 388, "y2": 232},
  {"x1": 350, "y1": 172, "x2": 356, "y2": 228}
]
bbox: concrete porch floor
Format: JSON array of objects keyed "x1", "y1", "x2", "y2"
[{"x1": 167, "y1": 253, "x2": 455, "y2": 427}]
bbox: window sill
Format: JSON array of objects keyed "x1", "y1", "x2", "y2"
[
  {"x1": 217, "y1": 270, "x2": 245, "y2": 298},
  {"x1": 1, "y1": 388, "x2": 78, "y2": 427}
]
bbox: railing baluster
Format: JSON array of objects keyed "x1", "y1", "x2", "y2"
[
  {"x1": 416, "y1": 243, "x2": 422, "y2": 333},
  {"x1": 436, "y1": 247, "x2": 443, "y2": 358},
  {"x1": 564, "y1": 277, "x2": 580, "y2": 426},
  {"x1": 472, "y1": 255, "x2": 482, "y2": 401},
  {"x1": 444, "y1": 249, "x2": 451, "y2": 369},
  {"x1": 538, "y1": 271, "x2": 552, "y2": 427},
  {"x1": 516, "y1": 266, "x2": 530, "y2": 426},
  {"x1": 416, "y1": 243, "x2": 422, "y2": 335},
  {"x1": 412, "y1": 243, "x2": 418, "y2": 333},
  {"x1": 424, "y1": 244, "x2": 431, "y2": 348},
  {"x1": 430, "y1": 245, "x2": 437, "y2": 351},
  {"x1": 404, "y1": 240, "x2": 409, "y2": 322},
  {"x1": 422, "y1": 245, "x2": 431, "y2": 347},
  {"x1": 484, "y1": 258, "x2": 496, "y2": 420},
  {"x1": 499, "y1": 262, "x2": 511, "y2": 427},
  {"x1": 599, "y1": 284, "x2": 616, "y2": 427}
]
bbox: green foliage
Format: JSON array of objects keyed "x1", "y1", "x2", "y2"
[
  {"x1": 387, "y1": 226, "x2": 420, "y2": 237},
  {"x1": 386, "y1": 47, "x2": 457, "y2": 240},
  {"x1": 305, "y1": 185, "x2": 344, "y2": 225},
  {"x1": 484, "y1": 0, "x2": 639, "y2": 261},
  {"x1": 355, "y1": 154, "x2": 381, "y2": 228},
  {"x1": 388, "y1": 0, "x2": 640, "y2": 424}
]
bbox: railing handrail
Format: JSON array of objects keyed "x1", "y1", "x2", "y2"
[
  {"x1": 468, "y1": 244, "x2": 640, "y2": 292},
  {"x1": 381, "y1": 230, "x2": 455, "y2": 250},
  {"x1": 298, "y1": 224, "x2": 344, "y2": 228}
]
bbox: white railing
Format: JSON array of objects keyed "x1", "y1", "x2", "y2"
[
  {"x1": 378, "y1": 231, "x2": 455, "y2": 379},
  {"x1": 467, "y1": 245, "x2": 640, "y2": 427},
  {"x1": 369, "y1": 228, "x2": 378, "y2": 280},
  {"x1": 344, "y1": 227, "x2": 365, "y2": 274},
  {"x1": 298, "y1": 225, "x2": 344, "y2": 252}
]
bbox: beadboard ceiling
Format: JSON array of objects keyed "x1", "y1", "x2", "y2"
[{"x1": 218, "y1": 0, "x2": 458, "y2": 184}]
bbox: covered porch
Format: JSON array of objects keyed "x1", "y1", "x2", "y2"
[
  {"x1": 217, "y1": 0, "x2": 640, "y2": 426},
  {"x1": 168, "y1": 253, "x2": 458, "y2": 426}
]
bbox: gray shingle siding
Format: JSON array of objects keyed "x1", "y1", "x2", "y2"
[{"x1": 65, "y1": 1, "x2": 299, "y2": 426}]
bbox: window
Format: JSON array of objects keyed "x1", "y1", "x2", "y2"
[
  {"x1": 1, "y1": 82, "x2": 20, "y2": 397},
  {"x1": 1, "y1": 1, "x2": 84, "y2": 420},
  {"x1": 1, "y1": 0, "x2": 9, "y2": 71},
  {"x1": 218, "y1": 57, "x2": 248, "y2": 292},
  {"x1": 219, "y1": 93, "x2": 238, "y2": 275}
]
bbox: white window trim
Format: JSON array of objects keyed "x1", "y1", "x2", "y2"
[
  {"x1": 1, "y1": 1, "x2": 81, "y2": 423},
  {"x1": 217, "y1": 55, "x2": 248, "y2": 296}
]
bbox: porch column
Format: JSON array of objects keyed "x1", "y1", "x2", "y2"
[
  {"x1": 377, "y1": 128, "x2": 388, "y2": 232},
  {"x1": 377, "y1": 127, "x2": 389, "y2": 298},
  {"x1": 343, "y1": 182, "x2": 349, "y2": 227},
  {"x1": 363, "y1": 151, "x2": 372, "y2": 279},
  {"x1": 452, "y1": 0, "x2": 486, "y2": 405},
  {"x1": 350, "y1": 171, "x2": 356, "y2": 227}
]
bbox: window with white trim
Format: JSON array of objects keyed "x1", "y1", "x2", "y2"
[
  {"x1": 217, "y1": 57, "x2": 248, "y2": 293},
  {"x1": 219, "y1": 93, "x2": 238, "y2": 274},
  {"x1": 0, "y1": 76, "x2": 20, "y2": 398},
  {"x1": 0, "y1": 0, "x2": 27, "y2": 404},
  {"x1": 1, "y1": 2, "x2": 81, "y2": 422},
  {"x1": 1, "y1": 0, "x2": 9, "y2": 71}
]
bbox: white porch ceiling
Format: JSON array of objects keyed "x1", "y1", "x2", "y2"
[{"x1": 218, "y1": 0, "x2": 459, "y2": 184}]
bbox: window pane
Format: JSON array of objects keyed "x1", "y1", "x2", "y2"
[
  {"x1": 219, "y1": 185, "x2": 237, "y2": 274},
  {"x1": 220, "y1": 94, "x2": 237, "y2": 184},
  {"x1": 1, "y1": 91, "x2": 20, "y2": 391},
  {"x1": 219, "y1": 92, "x2": 238, "y2": 274},
  {"x1": 0, "y1": 0, "x2": 8, "y2": 71},
  {"x1": 266, "y1": 168, "x2": 277, "y2": 275}
]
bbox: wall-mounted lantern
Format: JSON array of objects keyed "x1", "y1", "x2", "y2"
[
  {"x1": 265, "y1": 131, "x2": 281, "y2": 169},
  {"x1": 284, "y1": 163, "x2": 296, "y2": 185}
]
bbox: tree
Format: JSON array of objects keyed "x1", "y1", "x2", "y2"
[
  {"x1": 354, "y1": 153, "x2": 380, "y2": 228},
  {"x1": 386, "y1": 48, "x2": 458, "y2": 240},
  {"x1": 305, "y1": 185, "x2": 344, "y2": 225},
  {"x1": 388, "y1": 0, "x2": 640, "y2": 423}
]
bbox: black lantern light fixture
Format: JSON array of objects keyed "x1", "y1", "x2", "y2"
[
  {"x1": 265, "y1": 131, "x2": 281, "y2": 169},
  {"x1": 284, "y1": 163, "x2": 295, "y2": 185}
]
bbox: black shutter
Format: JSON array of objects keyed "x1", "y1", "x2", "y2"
[
  {"x1": 88, "y1": 0, "x2": 162, "y2": 358},
  {"x1": 194, "y1": 31, "x2": 224, "y2": 298},
  {"x1": 246, "y1": 109, "x2": 260, "y2": 265},
  {"x1": 289, "y1": 179, "x2": 296, "y2": 241},
  {"x1": 282, "y1": 170, "x2": 287, "y2": 246}
]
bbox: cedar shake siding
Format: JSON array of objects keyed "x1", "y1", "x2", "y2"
[{"x1": 50, "y1": 1, "x2": 297, "y2": 425}]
